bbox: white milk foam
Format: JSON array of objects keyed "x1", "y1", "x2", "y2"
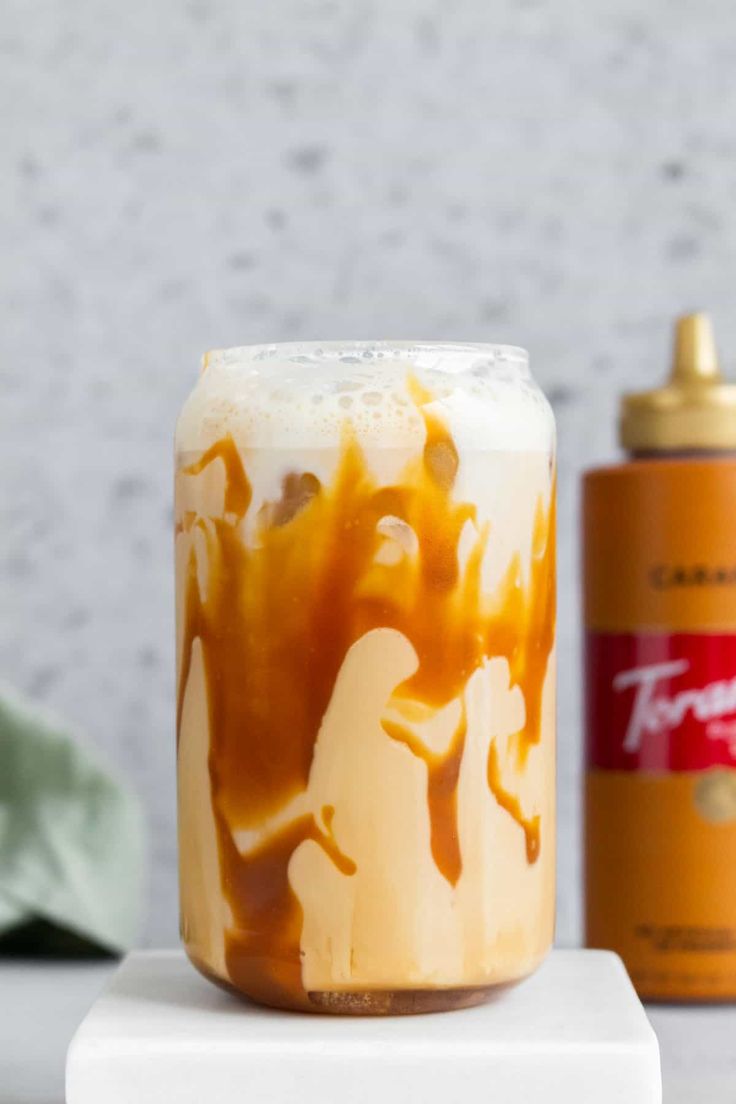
[{"x1": 176, "y1": 342, "x2": 555, "y2": 454}]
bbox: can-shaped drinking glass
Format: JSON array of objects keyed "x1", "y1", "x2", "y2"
[{"x1": 175, "y1": 342, "x2": 556, "y2": 1013}]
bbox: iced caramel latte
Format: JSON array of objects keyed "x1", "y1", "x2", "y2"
[{"x1": 175, "y1": 342, "x2": 556, "y2": 1013}]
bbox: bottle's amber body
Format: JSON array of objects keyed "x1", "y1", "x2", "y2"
[{"x1": 584, "y1": 458, "x2": 736, "y2": 1001}]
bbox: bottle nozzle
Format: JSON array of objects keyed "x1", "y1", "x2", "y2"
[
  {"x1": 620, "y1": 310, "x2": 736, "y2": 452},
  {"x1": 672, "y1": 312, "x2": 721, "y2": 385}
]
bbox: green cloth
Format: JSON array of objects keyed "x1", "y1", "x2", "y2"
[{"x1": 0, "y1": 684, "x2": 145, "y2": 955}]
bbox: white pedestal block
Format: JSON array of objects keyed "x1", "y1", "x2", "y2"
[{"x1": 66, "y1": 949, "x2": 661, "y2": 1103}]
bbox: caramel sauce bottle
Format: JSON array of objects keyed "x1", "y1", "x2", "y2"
[{"x1": 584, "y1": 313, "x2": 736, "y2": 1001}]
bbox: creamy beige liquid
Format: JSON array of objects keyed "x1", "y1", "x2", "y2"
[{"x1": 175, "y1": 344, "x2": 556, "y2": 1013}]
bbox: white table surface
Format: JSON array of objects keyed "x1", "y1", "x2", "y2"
[{"x1": 1, "y1": 956, "x2": 734, "y2": 1104}]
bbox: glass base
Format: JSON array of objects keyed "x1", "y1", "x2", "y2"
[
  {"x1": 306, "y1": 982, "x2": 514, "y2": 1015},
  {"x1": 185, "y1": 945, "x2": 529, "y2": 1015}
]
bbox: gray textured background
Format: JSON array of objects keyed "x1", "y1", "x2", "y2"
[{"x1": 3, "y1": 0, "x2": 736, "y2": 948}]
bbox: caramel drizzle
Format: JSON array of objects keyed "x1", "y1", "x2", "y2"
[
  {"x1": 382, "y1": 699, "x2": 467, "y2": 886},
  {"x1": 176, "y1": 397, "x2": 555, "y2": 1008},
  {"x1": 487, "y1": 742, "x2": 540, "y2": 864},
  {"x1": 219, "y1": 812, "x2": 356, "y2": 1007}
]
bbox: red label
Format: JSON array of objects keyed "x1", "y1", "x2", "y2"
[{"x1": 586, "y1": 632, "x2": 736, "y2": 770}]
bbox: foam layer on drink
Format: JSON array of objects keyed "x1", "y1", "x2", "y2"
[{"x1": 176, "y1": 341, "x2": 555, "y2": 456}]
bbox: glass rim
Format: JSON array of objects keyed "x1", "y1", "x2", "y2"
[{"x1": 204, "y1": 340, "x2": 529, "y2": 372}]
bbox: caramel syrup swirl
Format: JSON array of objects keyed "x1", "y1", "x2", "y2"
[
  {"x1": 176, "y1": 396, "x2": 555, "y2": 1010},
  {"x1": 487, "y1": 741, "x2": 541, "y2": 863},
  {"x1": 381, "y1": 699, "x2": 467, "y2": 886}
]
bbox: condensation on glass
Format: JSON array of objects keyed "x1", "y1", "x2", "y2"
[{"x1": 175, "y1": 341, "x2": 557, "y2": 1013}]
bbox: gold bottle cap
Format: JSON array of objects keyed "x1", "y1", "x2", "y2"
[{"x1": 620, "y1": 312, "x2": 736, "y2": 452}]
